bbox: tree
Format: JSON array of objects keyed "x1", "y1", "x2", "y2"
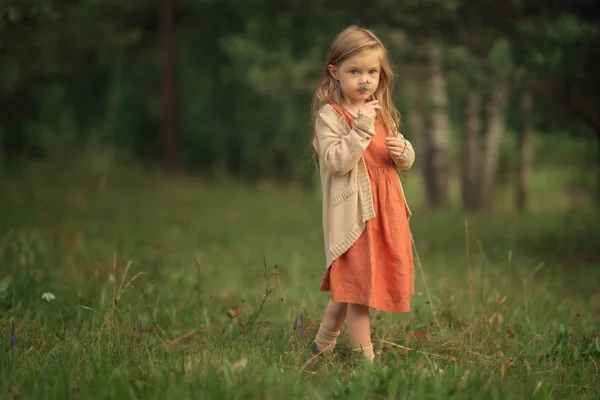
[
  {"x1": 0, "y1": 0, "x2": 145, "y2": 161},
  {"x1": 462, "y1": 89, "x2": 481, "y2": 210},
  {"x1": 477, "y1": 39, "x2": 512, "y2": 211},
  {"x1": 466, "y1": 1, "x2": 600, "y2": 201},
  {"x1": 159, "y1": 0, "x2": 181, "y2": 171},
  {"x1": 422, "y1": 40, "x2": 451, "y2": 208},
  {"x1": 515, "y1": 91, "x2": 535, "y2": 212}
]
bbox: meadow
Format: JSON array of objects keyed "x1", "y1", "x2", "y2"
[{"x1": 1, "y1": 160, "x2": 599, "y2": 399}]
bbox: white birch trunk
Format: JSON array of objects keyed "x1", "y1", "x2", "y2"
[
  {"x1": 462, "y1": 90, "x2": 481, "y2": 210},
  {"x1": 408, "y1": 84, "x2": 425, "y2": 169},
  {"x1": 479, "y1": 83, "x2": 508, "y2": 210},
  {"x1": 422, "y1": 41, "x2": 450, "y2": 208}
]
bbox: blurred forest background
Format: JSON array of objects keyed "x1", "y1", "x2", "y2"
[
  {"x1": 2, "y1": 2, "x2": 600, "y2": 397},
  {"x1": 1, "y1": 0, "x2": 599, "y2": 212}
]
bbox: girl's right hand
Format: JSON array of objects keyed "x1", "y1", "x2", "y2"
[{"x1": 358, "y1": 100, "x2": 381, "y2": 118}]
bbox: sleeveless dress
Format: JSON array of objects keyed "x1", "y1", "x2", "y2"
[{"x1": 320, "y1": 105, "x2": 415, "y2": 313}]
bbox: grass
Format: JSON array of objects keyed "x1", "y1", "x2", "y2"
[{"x1": 0, "y1": 162, "x2": 599, "y2": 399}]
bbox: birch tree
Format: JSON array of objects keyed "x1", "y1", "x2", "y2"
[
  {"x1": 422, "y1": 40, "x2": 450, "y2": 208},
  {"x1": 515, "y1": 91, "x2": 535, "y2": 212},
  {"x1": 478, "y1": 40, "x2": 512, "y2": 211}
]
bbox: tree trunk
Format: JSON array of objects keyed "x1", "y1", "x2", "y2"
[
  {"x1": 478, "y1": 82, "x2": 508, "y2": 210},
  {"x1": 0, "y1": 126, "x2": 3, "y2": 168},
  {"x1": 422, "y1": 41, "x2": 450, "y2": 208},
  {"x1": 516, "y1": 91, "x2": 535, "y2": 212},
  {"x1": 596, "y1": 132, "x2": 600, "y2": 207},
  {"x1": 407, "y1": 82, "x2": 425, "y2": 169},
  {"x1": 160, "y1": 0, "x2": 181, "y2": 172},
  {"x1": 461, "y1": 90, "x2": 481, "y2": 210}
]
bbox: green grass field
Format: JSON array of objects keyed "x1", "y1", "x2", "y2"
[{"x1": 1, "y1": 163, "x2": 599, "y2": 399}]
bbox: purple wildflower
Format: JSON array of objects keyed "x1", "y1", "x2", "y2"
[
  {"x1": 293, "y1": 315, "x2": 306, "y2": 335},
  {"x1": 10, "y1": 320, "x2": 16, "y2": 349}
]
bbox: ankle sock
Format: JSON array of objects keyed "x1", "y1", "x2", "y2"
[
  {"x1": 352, "y1": 343, "x2": 375, "y2": 363},
  {"x1": 314, "y1": 324, "x2": 340, "y2": 354}
]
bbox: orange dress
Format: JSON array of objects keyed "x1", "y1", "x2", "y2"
[{"x1": 320, "y1": 105, "x2": 415, "y2": 312}]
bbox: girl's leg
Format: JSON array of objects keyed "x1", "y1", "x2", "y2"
[
  {"x1": 314, "y1": 299, "x2": 347, "y2": 353},
  {"x1": 346, "y1": 303, "x2": 374, "y2": 362},
  {"x1": 321, "y1": 299, "x2": 348, "y2": 332}
]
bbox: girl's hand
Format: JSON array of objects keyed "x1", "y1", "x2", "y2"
[
  {"x1": 385, "y1": 136, "x2": 407, "y2": 159},
  {"x1": 357, "y1": 100, "x2": 381, "y2": 118}
]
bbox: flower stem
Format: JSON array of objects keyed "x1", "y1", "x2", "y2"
[{"x1": 368, "y1": 88, "x2": 381, "y2": 122}]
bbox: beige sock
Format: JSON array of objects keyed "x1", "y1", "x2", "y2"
[
  {"x1": 314, "y1": 324, "x2": 340, "y2": 354},
  {"x1": 352, "y1": 344, "x2": 375, "y2": 363}
]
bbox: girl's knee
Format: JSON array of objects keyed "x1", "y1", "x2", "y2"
[{"x1": 327, "y1": 301, "x2": 348, "y2": 316}]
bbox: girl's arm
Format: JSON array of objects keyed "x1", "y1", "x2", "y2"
[{"x1": 314, "y1": 106, "x2": 375, "y2": 176}]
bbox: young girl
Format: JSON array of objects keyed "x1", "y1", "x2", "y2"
[{"x1": 311, "y1": 25, "x2": 415, "y2": 363}]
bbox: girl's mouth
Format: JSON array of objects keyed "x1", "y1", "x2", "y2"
[{"x1": 360, "y1": 83, "x2": 374, "y2": 102}]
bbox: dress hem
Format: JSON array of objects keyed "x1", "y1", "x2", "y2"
[{"x1": 321, "y1": 289, "x2": 412, "y2": 313}]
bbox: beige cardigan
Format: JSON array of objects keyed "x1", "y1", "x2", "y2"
[{"x1": 312, "y1": 104, "x2": 415, "y2": 268}]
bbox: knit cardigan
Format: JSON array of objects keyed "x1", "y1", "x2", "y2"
[{"x1": 312, "y1": 104, "x2": 415, "y2": 268}]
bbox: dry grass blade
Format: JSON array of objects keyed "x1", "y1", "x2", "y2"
[
  {"x1": 112, "y1": 253, "x2": 117, "y2": 308},
  {"x1": 375, "y1": 339, "x2": 466, "y2": 362},
  {"x1": 517, "y1": 329, "x2": 544, "y2": 358},
  {"x1": 244, "y1": 254, "x2": 272, "y2": 330},
  {"x1": 299, "y1": 345, "x2": 333, "y2": 374},
  {"x1": 169, "y1": 330, "x2": 197, "y2": 345},
  {"x1": 100, "y1": 257, "x2": 147, "y2": 329},
  {"x1": 411, "y1": 237, "x2": 440, "y2": 328},
  {"x1": 439, "y1": 344, "x2": 496, "y2": 361},
  {"x1": 117, "y1": 271, "x2": 147, "y2": 299},
  {"x1": 116, "y1": 259, "x2": 134, "y2": 297},
  {"x1": 80, "y1": 305, "x2": 113, "y2": 323}
]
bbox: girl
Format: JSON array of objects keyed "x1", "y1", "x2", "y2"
[{"x1": 311, "y1": 25, "x2": 415, "y2": 363}]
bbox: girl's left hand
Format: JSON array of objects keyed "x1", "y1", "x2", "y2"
[{"x1": 385, "y1": 136, "x2": 406, "y2": 159}]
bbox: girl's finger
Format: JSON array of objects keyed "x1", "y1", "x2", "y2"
[{"x1": 387, "y1": 143, "x2": 405, "y2": 151}]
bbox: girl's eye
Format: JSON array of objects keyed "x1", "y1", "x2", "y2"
[
  {"x1": 351, "y1": 70, "x2": 359, "y2": 75},
  {"x1": 369, "y1": 70, "x2": 378, "y2": 75}
]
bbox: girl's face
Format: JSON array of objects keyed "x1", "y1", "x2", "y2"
[{"x1": 328, "y1": 48, "x2": 382, "y2": 107}]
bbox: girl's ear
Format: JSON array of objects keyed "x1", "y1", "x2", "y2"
[{"x1": 327, "y1": 64, "x2": 338, "y2": 80}]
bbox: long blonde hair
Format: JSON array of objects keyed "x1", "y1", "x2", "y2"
[{"x1": 311, "y1": 25, "x2": 400, "y2": 139}]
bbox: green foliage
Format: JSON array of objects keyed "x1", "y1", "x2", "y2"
[
  {"x1": 517, "y1": 13, "x2": 598, "y2": 74},
  {"x1": 216, "y1": 13, "x2": 324, "y2": 182},
  {"x1": 486, "y1": 39, "x2": 513, "y2": 79},
  {"x1": 0, "y1": 0, "x2": 598, "y2": 184}
]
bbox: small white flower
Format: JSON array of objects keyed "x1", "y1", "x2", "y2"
[{"x1": 42, "y1": 292, "x2": 56, "y2": 302}]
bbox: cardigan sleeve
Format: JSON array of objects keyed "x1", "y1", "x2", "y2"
[
  {"x1": 314, "y1": 105, "x2": 375, "y2": 176},
  {"x1": 391, "y1": 133, "x2": 415, "y2": 171}
]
